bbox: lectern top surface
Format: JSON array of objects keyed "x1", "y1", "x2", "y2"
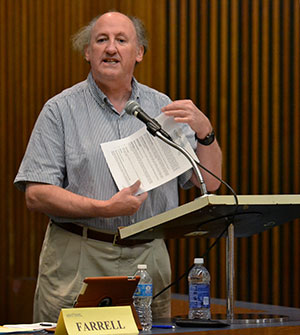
[{"x1": 118, "y1": 194, "x2": 300, "y2": 239}]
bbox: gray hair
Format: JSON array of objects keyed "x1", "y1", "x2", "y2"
[{"x1": 72, "y1": 12, "x2": 148, "y2": 56}]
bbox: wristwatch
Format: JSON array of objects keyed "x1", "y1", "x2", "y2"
[{"x1": 195, "y1": 129, "x2": 215, "y2": 145}]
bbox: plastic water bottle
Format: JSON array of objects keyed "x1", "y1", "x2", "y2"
[
  {"x1": 188, "y1": 258, "x2": 211, "y2": 319},
  {"x1": 133, "y1": 264, "x2": 153, "y2": 331}
]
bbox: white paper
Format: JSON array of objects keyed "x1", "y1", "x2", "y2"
[
  {"x1": 101, "y1": 114, "x2": 198, "y2": 194},
  {"x1": 1, "y1": 323, "x2": 57, "y2": 333}
]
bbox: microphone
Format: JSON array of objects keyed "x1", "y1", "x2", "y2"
[
  {"x1": 125, "y1": 100, "x2": 173, "y2": 140},
  {"x1": 125, "y1": 100, "x2": 159, "y2": 126},
  {"x1": 125, "y1": 100, "x2": 207, "y2": 195}
]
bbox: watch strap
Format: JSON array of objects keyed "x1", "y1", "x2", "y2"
[{"x1": 195, "y1": 129, "x2": 215, "y2": 145}]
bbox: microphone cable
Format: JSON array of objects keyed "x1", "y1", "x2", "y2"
[
  {"x1": 195, "y1": 160, "x2": 239, "y2": 215},
  {"x1": 152, "y1": 221, "x2": 231, "y2": 300},
  {"x1": 153, "y1": 160, "x2": 239, "y2": 301}
]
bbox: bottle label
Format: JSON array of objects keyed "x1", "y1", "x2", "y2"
[
  {"x1": 189, "y1": 283, "x2": 210, "y2": 308},
  {"x1": 133, "y1": 283, "x2": 153, "y2": 297}
]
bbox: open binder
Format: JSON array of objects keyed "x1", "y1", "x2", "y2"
[{"x1": 118, "y1": 194, "x2": 300, "y2": 323}]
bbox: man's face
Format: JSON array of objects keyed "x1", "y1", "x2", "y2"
[{"x1": 85, "y1": 12, "x2": 144, "y2": 84}]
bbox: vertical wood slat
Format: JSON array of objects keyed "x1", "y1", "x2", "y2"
[
  {"x1": 260, "y1": 0, "x2": 271, "y2": 303},
  {"x1": 167, "y1": 0, "x2": 178, "y2": 100},
  {"x1": 238, "y1": 0, "x2": 250, "y2": 302},
  {"x1": 0, "y1": 0, "x2": 8, "y2": 322},
  {"x1": 179, "y1": 0, "x2": 187, "y2": 99},
  {"x1": 188, "y1": 0, "x2": 198, "y2": 102},
  {"x1": 0, "y1": 0, "x2": 299, "y2": 323},
  {"x1": 250, "y1": 0, "x2": 261, "y2": 303},
  {"x1": 271, "y1": 0, "x2": 281, "y2": 306},
  {"x1": 291, "y1": 0, "x2": 300, "y2": 308}
]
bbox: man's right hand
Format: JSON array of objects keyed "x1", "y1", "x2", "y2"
[
  {"x1": 106, "y1": 180, "x2": 148, "y2": 216},
  {"x1": 25, "y1": 180, "x2": 147, "y2": 218}
]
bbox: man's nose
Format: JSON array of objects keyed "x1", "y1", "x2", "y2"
[{"x1": 105, "y1": 39, "x2": 117, "y2": 53}]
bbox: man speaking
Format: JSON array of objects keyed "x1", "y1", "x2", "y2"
[{"x1": 14, "y1": 11, "x2": 222, "y2": 322}]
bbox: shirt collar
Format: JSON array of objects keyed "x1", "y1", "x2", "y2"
[{"x1": 87, "y1": 72, "x2": 140, "y2": 113}]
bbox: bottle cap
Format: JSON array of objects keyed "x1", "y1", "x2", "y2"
[
  {"x1": 137, "y1": 264, "x2": 147, "y2": 269},
  {"x1": 194, "y1": 258, "x2": 204, "y2": 264}
]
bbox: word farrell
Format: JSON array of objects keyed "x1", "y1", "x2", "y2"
[{"x1": 76, "y1": 320, "x2": 125, "y2": 331}]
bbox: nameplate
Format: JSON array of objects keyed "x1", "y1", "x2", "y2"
[{"x1": 55, "y1": 306, "x2": 139, "y2": 335}]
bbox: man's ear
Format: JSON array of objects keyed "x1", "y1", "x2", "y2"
[
  {"x1": 136, "y1": 45, "x2": 144, "y2": 63},
  {"x1": 84, "y1": 45, "x2": 90, "y2": 62}
]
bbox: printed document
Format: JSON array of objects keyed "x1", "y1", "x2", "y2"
[{"x1": 101, "y1": 114, "x2": 198, "y2": 194}]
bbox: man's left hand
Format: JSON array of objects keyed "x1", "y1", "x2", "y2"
[{"x1": 161, "y1": 99, "x2": 212, "y2": 139}]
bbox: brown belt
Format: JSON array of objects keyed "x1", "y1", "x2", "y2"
[{"x1": 52, "y1": 221, "x2": 153, "y2": 246}]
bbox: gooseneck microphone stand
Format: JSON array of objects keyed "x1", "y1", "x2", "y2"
[{"x1": 155, "y1": 131, "x2": 208, "y2": 196}]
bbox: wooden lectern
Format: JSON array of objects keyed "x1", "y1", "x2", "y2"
[{"x1": 118, "y1": 194, "x2": 300, "y2": 323}]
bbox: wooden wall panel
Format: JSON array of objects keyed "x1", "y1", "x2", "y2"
[{"x1": 0, "y1": 0, "x2": 299, "y2": 323}]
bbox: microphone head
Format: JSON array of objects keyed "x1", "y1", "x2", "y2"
[{"x1": 125, "y1": 100, "x2": 140, "y2": 115}]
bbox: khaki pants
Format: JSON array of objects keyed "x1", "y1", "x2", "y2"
[{"x1": 33, "y1": 222, "x2": 171, "y2": 322}]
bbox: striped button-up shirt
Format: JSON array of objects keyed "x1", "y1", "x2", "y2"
[{"x1": 14, "y1": 72, "x2": 195, "y2": 232}]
